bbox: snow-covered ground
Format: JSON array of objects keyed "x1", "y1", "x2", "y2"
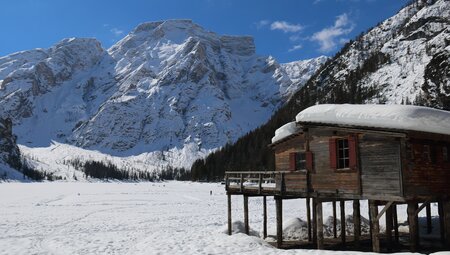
[{"x1": 0, "y1": 182, "x2": 443, "y2": 254}]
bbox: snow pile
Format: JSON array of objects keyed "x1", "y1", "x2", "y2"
[
  {"x1": 221, "y1": 221, "x2": 260, "y2": 237},
  {"x1": 271, "y1": 121, "x2": 300, "y2": 143},
  {"x1": 296, "y1": 104, "x2": 450, "y2": 136}
]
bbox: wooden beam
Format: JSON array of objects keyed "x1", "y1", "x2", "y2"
[
  {"x1": 332, "y1": 201, "x2": 337, "y2": 239},
  {"x1": 407, "y1": 202, "x2": 419, "y2": 252},
  {"x1": 263, "y1": 196, "x2": 267, "y2": 239},
  {"x1": 276, "y1": 197, "x2": 283, "y2": 248},
  {"x1": 353, "y1": 200, "x2": 361, "y2": 246},
  {"x1": 313, "y1": 198, "x2": 317, "y2": 245},
  {"x1": 386, "y1": 204, "x2": 393, "y2": 251},
  {"x1": 227, "y1": 194, "x2": 232, "y2": 235},
  {"x1": 439, "y1": 201, "x2": 445, "y2": 245},
  {"x1": 316, "y1": 200, "x2": 324, "y2": 249},
  {"x1": 443, "y1": 201, "x2": 450, "y2": 247},
  {"x1": 392, "y1": 204, "x2": 399, "y2": 243},
  {"x1": 306, "y1": 197, "x2": 312, "y2": 242},
  {"x1": 369, "y1": 200, "x2": 380, "y2": 252},
  {"x1": 244, "y1": 195, "x2": 249, "y2": 235},
  {"x1": 340, "y1": 200, "x2": 346, "y2": 246},
  {"x1": 375, "y1": 201, "x2": 394, "y2": 222},
  {"x1": 426, "y1": 203, "x2": 432, "y2": 234}
]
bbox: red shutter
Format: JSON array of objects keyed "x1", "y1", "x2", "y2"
[
  {"x1": 306, "y1": 151, "x2": 313, "y2": 171},
  {"x1": 329, "y1": 138, "x2": 337, "y2": 170},
  {"x1": 289, "y1": 152, "x2": 296, "y2": 171},
  {"x1": 349, "y1": 134, "x2": 358, "y2": 170}
]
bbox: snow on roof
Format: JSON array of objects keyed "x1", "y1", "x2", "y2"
[
  {"x1": 295, "y1": 104, "x2": 450, "y2": 136},
  {"x1": 271, "y1": 121, "x2": 301, "y2": 143}
]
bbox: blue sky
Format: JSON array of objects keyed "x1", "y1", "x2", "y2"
[{"x1": 0, "y1": 0, "x2": 408, "y2": 63}]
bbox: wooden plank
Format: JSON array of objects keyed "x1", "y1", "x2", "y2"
[
  {"x1": 312, "y1": 198, "x2": 317, "y2": 245},
  {"x1": 316, "y1": 201, "x2": 324, "y2": 249},
  {"x1": 369, "y1": 200, "x2": 380, "y2": 252},
  {"x1": 276, "y1": 197, "x2": 283, "y2": 248},
  {"x1": 340, "y1": 200, "x2": 346, "y2": 245},
  {"x1": 392, "y1": 204, "x2": 399, "y2": 243},
  {"x1": 439, "y1": 201, "x2": 445, "y2": 245},
  {"x1": 244, "y1": 195, "x2": 249, "y2": 235},
  {"x1": 443, "y1": 201, "x2": 450, "y2": 247},
  {"x1": 227, "y1": 194, "x2": 232, "y2": 235},
  {"x1": 407, "y1": 202, "x2": 419, "y2": 252}
]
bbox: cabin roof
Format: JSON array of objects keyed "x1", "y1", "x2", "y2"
[
  {"x1": 271, "y1": 121, "x2": 301, "y2": 144},
  {"x1": 295, "y1": 104, "x2": 450, "y2": 136}
]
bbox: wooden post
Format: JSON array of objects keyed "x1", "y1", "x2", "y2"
[
  {"x1": 227, "y1": 194, "x2": 232, "y2": 235},
  {"x1": 353, "y1": 200, "x2": 361, "y2": 246},
  {"x1": 332, "y1": 201, "x2": 337, "y2": 238},
  {"x1": 369, "y1": 200, "x2": 380, "y2": 252},
  {"x1": 313, "y1": 198, "x2": 317, "y2": 245},
  {"x1": 385, "y1": 204, "x2": 393, "y2": 251},
  {"x1": 439, "y1": 201, "x2": 445, "y2": 245},
  {"x1": 443, "y1": 201, "x2": 450, "y2": 247},
  {"x1": 392, "y1": 204, "x2": 399, "y2": 243},
  {"x1": 263, "y1": 196, "x2": 267, "y2": 239},
  {"x1": 244, "y1": 195, "x2": 249, "y2": 235},
  {"x1": 316, "y1": 200, "x2": 324, "y2": 249},
  {"x1": 340, "y1": 200, "x2": 346, "y2": 246},
  {"x1": 307, "y1": 197, "x2": 312, "y2": 242},
  {"x1": 426, "y1": 203, "x2": 432, "y2": 234},
  {"x1": 276, "y1": 197, "x2": 283, "y2": 248},
  {"x1": 407, "y1": 202, "x2": 419, "y2": 252}
]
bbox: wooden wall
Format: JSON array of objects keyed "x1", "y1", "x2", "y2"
[
  {"x1": 309, "y1": 129, "x2": 360, "y2": 194},
  {"x1": 402, "y1": 134, "x2": 450, "y2": 198},
  {"x1": 274, "y1": 135, "x2": 305, "y2": 171},
  {"x1": 359, "y1": 134, "x2": 402, "y2": 197}
]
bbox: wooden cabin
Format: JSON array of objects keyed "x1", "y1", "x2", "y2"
[{"x1": 225, "y1": 104, "x2": 450, "y2": 252}]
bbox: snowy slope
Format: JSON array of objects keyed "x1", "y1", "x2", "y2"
[{"x1": 0, "y1": 20, "x2": 325, "y2": 177}]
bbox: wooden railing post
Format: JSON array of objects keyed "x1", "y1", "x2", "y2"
[
  {"x1": 258, "y1": 173, "x2": 262, "y2": 194},
  {"x1": 240, "y1": 173, "x2": 244, "y2": 192}
]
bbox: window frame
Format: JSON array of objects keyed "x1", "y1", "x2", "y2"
[{"x1": 337, "y1": 138, "x2": 350, "y2": 170}]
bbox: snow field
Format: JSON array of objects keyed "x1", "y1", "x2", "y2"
[{"x1": 0, "y1": 182, "x2": 443, "y2": 254}]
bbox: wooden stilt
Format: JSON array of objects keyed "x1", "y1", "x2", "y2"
[
  {"x1": 392, "y1": 204, "x2": 399, "y2": 243},
  {"x1": 316, "y1": 200, "x2": 324, "y2": 249},
  {"x1": 313, "y1": 198, "x2": 317, "y2": 245},
  {"x1": 439, "y1": 201, "x2": 445, "y2": 245},
  {"x1": 340, "y1": 200, "x2": 346, "y2": 246},
  {"x1": 244, "y1": 195, "x2": 249, "y2": 235},
  {"x1": 386, "y1": 204, "x2": 393, "y2": 251},
  {"x1": 276, "y1": 197, "x2": 283, "y2": 248},
  {"x1": 443, "y1": 201, "x2": 450, "y2": 247},
  {"x1": 353, "y1": 200, "x2": 361, "y2": 246},
  {"x1": 407, "y1": 202, "x2": 419, "y2": 252},
  {"x1": 332, "y1": 200, "x2": 337, "y2": 238},
  {"x1": 307, "y1": 197, "x2": 312, "y2": 242},
  {"x1": 227, "y1": 194, "x2": 232, "y2": 235},
  {"x1": 263, "y1": 196, "x2": 267, "y2": 239},
  {"x1": 426, "y1": 203, "x2": 432, "y2": 234},
  {"x1": 369, "y1": 200, "x2": 380, "y2": 252}
]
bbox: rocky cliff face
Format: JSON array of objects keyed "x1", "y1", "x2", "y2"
[
  {"x1": 0, "y1": 118, "x2": 21, "y2": 169},
  {"x1": 0, "y1": 20, "x2": 324, "y2": 170}
]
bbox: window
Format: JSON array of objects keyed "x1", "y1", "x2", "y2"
[
  {"x1": 423, "y1": 145, "x2": 431, "y2": 162},
  {"x1": 296, "y1": 152, "x2": 306, "y2": 170},
  {"x1": 329, "y1": 135, "x2": 357, "y2": 170},
  {"x1": 337, "y1": 139, "x2": 350, "y2": 169}
]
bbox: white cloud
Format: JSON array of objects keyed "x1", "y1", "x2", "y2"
[
  {"x1": 110, "y1": 28, "x2": 124, "y2": 37},
  {"x1": 288, "y1": 44, "x2": 303, "y2": 52},
  {"x1": 255, "y1": 20, "x2": 270, "y2": 29},
  {"x1": 311, "y1": 13, "x2": 354, "y2": 53},
  {"x1": 270, "y1": 21, "x2": 304, "y2": 33}
]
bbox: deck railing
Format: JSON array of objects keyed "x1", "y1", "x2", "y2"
[{"x1": 225, "y1": 171, "x2": 292, "y2": 194}]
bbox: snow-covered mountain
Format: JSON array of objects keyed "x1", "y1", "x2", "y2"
[
  {"x1": 305, "y1": 0, "x2": 449, "y2": 109},
  {"x1": 0, "y1": 20, "x2": 324, "y2": 174}
]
